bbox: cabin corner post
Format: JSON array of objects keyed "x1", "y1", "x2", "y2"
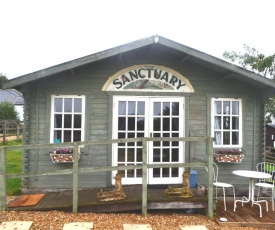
[
  {"x1": 142, "y1": 138, "x2": 148, "y2": 217},
  {"x1": 207, "y1": 137, "x2": 214, "y2": 219},
  {"x1": 0, "y1": 147, "x2": 7, "y2": 211},
  {"x1": 72, "y1": 142, "x2": 79, "y2": 214}
]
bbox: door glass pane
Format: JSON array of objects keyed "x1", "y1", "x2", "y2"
[
  {"x1": 163, "y1": 102, "x2": 170, "y2": 115},
  {"x1": 54, "y1": 130, "x2": 61, "y2": 143},
  {"x1": 153, "y1": 149, "x2": 160, "y2": 162},
  {"x1": 118, "y1": 117, "x2": 126, "y2": 130},
  {"x1": 153, "y1": 102, "x2": 161, "y2": 115},
  {"x1": 163, "y1": 118, "x2": 170, "y2": 131},
  {"x1": 153, "y1": 118, "x2": 161, "y2": 131},
  {"x1": 172, "y1": 118, "x2": 179, "y2": 131},
  {"x1": 136, "y1": 148, "x2": 142, "y2": 162},
  {"x1": 128, "y1": 101, "x2": 135, "y2": 115},
  {"x1": 128, "y1": 117, "x2": 135, "y2": 130},
  {"x1": 64, "y1": 98, "x2": 72, "y2": 112},
  {"x1": 137, "y1": 101, "x2": 145, "y2": 115},
  {"x1": 172, "y1": 148, "x2": 179, "y2": 162},
  {"x1": 172, "y1": 168, "x2": 179, "y2": 177},
  {"x1": 153, "y1": 168, "x2": 160, "y2": 177},
  {"x1": 118, "y1": 149, "x2": 125, "y2": 162},
  {"x1": 163, "y1": 168, "x2": 169, "y2": 177},
  {"x1": 119, "y1": 101, "x2": 126, "y2": 115},
  {"x1": 137, "y1": 117, "x2": 144, "y2": 131},
  {"x1": 232, "y1": 132, "x2": 239, "y2": 144},
  {"x1": 172, "y1": 102, "x2": 179, "y2": 115},
  {"x1": 162, "y1": 148, "x2": 170, "y2": 162}
]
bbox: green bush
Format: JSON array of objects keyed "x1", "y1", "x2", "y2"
[{"x1": 0, "y1": 101, "x2": 19, "y2": 120}]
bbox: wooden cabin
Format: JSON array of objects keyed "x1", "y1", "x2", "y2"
[{"x1": 3, "y1": 35, "x2": 275, "y2": 194}]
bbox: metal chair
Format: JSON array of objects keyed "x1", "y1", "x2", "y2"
[
  {"x1": 206, "y1": 162, "x2": 236, "y2": 211},
  {"x1": 255, "y1": 162, "x2": 275, "y2": 211}
]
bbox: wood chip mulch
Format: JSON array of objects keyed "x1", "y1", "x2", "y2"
[{"x1": 1, "y1": 197, "x2": 264, "y2": 230}]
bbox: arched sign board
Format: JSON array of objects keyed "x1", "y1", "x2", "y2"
[{"x1": 102, "y1": 65, "x2": 194, "y2": 92}]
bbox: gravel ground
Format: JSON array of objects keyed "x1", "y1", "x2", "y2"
[{"x1": 1, "y1": 197, "x2": 262, "y2": 230}]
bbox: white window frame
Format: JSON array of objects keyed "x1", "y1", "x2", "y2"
[
  {"x1": 50, "y1": 95, "x2": 85, "y2": 143},
  {"x1": 211, "y1": 98, "x2": 242, "y2": 148}
]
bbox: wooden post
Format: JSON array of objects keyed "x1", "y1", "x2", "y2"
[
  {"x1": 3, "y1": 121, "x2": 6, "y2": 144},
  {"x1": 207, "y1": 137, "x2": 214, "y2": 218},
  {"x1": 16, "y1": 123, "x2": 20, "y2": 140},
  {"x1": 142, "y1": 138, "x2": 148, "y2": 217},
  {"x1": 0, "y1": 147, "x2": 7, "y2": 211},
  {"x1": 72, "y1": 142, "x2": 79, "y2": 214}
]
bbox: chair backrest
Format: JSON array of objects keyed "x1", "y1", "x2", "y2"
[
  {"x1": 256, "y1": 162, "x2": 275, "y2": 185},
  {"x1": 212, "y1": 162, "x2": 219, "y2": 183}
]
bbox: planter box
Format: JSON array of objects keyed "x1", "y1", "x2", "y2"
[
  {"x1": 49, "y1": 147, "x2": 81, "y2": 163},
  {"x1": 214, "y1": 153, "x2": 244, "y2": 163}
]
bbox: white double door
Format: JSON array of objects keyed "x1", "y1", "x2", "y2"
[{"x1": 113, "y1": 96, "x2": 185, "y2": 185}]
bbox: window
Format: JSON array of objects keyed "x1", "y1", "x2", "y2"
[
  {"x1": 51, "y1": 95, "x2": 85, "y2": 143},
  {"x1": 211, "y1": 98, "x2": 242, "y2": 147}
]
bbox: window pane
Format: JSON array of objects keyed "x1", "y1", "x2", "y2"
[
  {"x1": 214, "y1": 101, "x2": 221, "y2": 114},
  {"x1": 153, "y1": 168, "x2": 160, "y2": 177},
  {"x1": 64, "y1": 130, "x2": 71, "y2": 142},
  {"x1": 214, "y1": 131, "x2": 221, "y2": 145},
  {"x1": 74, "y1": 115, "x2": 81, "y2": 128},
  {"x1": 64, "y1": 114, "x2": 72, "y2": 128},
  {"x1": 232, "y1": 132, "x2": 239, "y2": 144},
  {"x1": 54, "y1": 130, "x2": 61, "y2": 143},
  {"x1": 223, "y1": 101, "x2": 230, "y2": 114},
  {"x1": 172, "y1": 168, "x2": 179, "y2": 177},
  {"x1": 153, "y1": 149, "x2": 161, "y2": 162},
  {"x1": 214, "y1": 116, "x2": 221, "y2": 129},
  {"x1": 136, "y1": 148, "x2": 142, "y2": 162},
  {"x1": 223, "y1": 116, "x2": 230, "y2": 129},
  {"x1": 232, "y1": 101, "x2": 239, "y2": 115},
  {"x1": 73, "y1": 131, "x2": 81, "y2": 141},
  {"x1": 54, "y1": 114, "x2": 62, "y2": 128},
  {"x1": 74, "y1": 98, "x2": 82, "y2": 112},
  {"x1": 127, "y1": 149, "x2": 135, "y2": 162},
  {"x1": 54, "y1": 98, "x2": 63, "y2": 112},
  {"x1": 64, "y1": 98, "x2": 72, "y2": 112},
  {"x1": 232, "y1": 117, "x2": 239, "y2": 130},
  {"x1": 223, "y1": 131, "x2": 230, "y2": 145},
  {"x1": 153, "y1": 118, "x2": 161, "y2": 131}
]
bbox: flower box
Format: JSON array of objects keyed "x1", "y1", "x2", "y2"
[
  {"x1": 214, "y1": 149, "x2": 244, "y2": 163},
  {"x1": 49, "y1": 146, "x2": 81, "y2": 163}
]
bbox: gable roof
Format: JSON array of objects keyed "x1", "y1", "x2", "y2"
[
  {"x1": 4, "y1": 35, "x2": 275, "y2": 93},
  {"x1": 0, "y1": 89, "x2": 24, "y2": 105}
]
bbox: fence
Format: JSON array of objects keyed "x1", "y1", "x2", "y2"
[
  {"x1": 0, "y1": 120, "x2": 23, "y2": 143},
  {"x1": 0, "y1": 136, "x2": 214, "y2": 218}
]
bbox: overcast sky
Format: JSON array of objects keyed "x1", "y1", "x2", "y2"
[{"x1": 1, "y1": 0, "x2": 275, "y2": 79}]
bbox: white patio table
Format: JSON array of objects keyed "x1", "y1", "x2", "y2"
[{"x1": 232, "y1": 170, "x2": 272, "y2": 217}]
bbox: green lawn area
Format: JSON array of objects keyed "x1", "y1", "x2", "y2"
[{"x1": 1, "y1": 139, "x2": 22, "y2": 195}]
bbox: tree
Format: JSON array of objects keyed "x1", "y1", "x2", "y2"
[
  {"x1": 223, "y1": 45, "x2": 275, "y2": 122},
  {"x1": 0, "y1": 102, "x2": 19, "y2": 121},
  {"x1": 0, "y1": 73, "x2": 8, "y2": 89},
  {"x1": 223, "y1": 45, "x2": 275, "y2": 79}
]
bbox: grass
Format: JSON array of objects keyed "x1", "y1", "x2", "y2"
[{"x1": 0, "y1": 139, "x2": 23, "y2": 195}]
